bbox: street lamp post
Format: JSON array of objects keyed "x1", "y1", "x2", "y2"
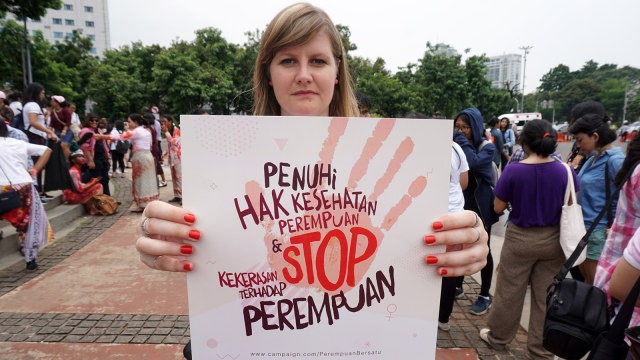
[{"x1": 520, "y1": 46, "x2": 533, "y2": 113}]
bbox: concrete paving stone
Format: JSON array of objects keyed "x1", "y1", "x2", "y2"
[
  {"x1": 87, "y1": 327, "x2": 106, "y2": 336},
  {"x1": 163, "y1": 336, "x2": 182, "y2": 344},
  {"x1": 44, "y1": 334, "x2": 65, "y2": 342},
  {"x1": 110, "y1": 320, "x2": 128, "y2": 328},
  {"x1": 48, "y1": 319, "x2": 66, "y2": 327},
  {"x1": 105, "y1": 328, "x2": 124, "y2": 335},
  {"x1": 87, "y1": 314, "x2": 103, "y2": 321},
  {"x1": 139, "y1": 328, "x2": 155, "y2": 335},
  {"x1": 63, "y1": 334, "x2": 85, "y2": 342},
  {"x1": 453, "y1": 340, "x2": 471, "y2": 348},
  {"x1": 70, "y1": 327, "x2": 90, "y2": 335},
  {"x1": 32, "y1": 319, "x2": 49, "y2": 327},
  {"x1": 0, "y1": 334, "x2": 11, "y2": 341},
  {"x1": 174, "y1": 321, "x2": 189, "y2": 328},
  {"x1": 37, "y1": 327, "x2": 56, "y2": 334},
  {"x1": 436, "y1": 330, "x2": 448, "y2": 340},
  {"x1": 78, "y1": 320, "x2": 98, "y2": 328},
  {"x1": 179, "y1": 337, "x2": 190, "y2": 345},
  {"x1": 0, "y1": 325, "x2": 7, "y2": 332},
  {"x1": 27, "y1": 334, "x2": 47, "y2": 342},
  {"x1": 54, "y1": 313, "x2": 73, "y2": 320},
  {"x1": 148, "y1": 315, "x2": 164, "y2": 321},
  {"x1": 116, "y1": 314, "x2": 133, "y2": 321},
  {"x1": 480, "y1": 356, "x2": 499, "y2": 360},
  {"x1": 102, "y1": 314, "x2": 118, "y2": 321},
  {"x1": 184, "y1": 329, "x2": 189, "y2": 337},
  {"x1": 65, "y1": 319, "x2": 81, "y2": 326},
  {"x1": 115, "y1": 335, "x2": 134, "y2": 343},
  {"x1": 9, "y1": 314, "x2": 24, "y2": 319},
  {"x1": 131, "y1": 335, "x2": 150, "y2": 344},
  {"x1": 96, "y1": 335, "x2": 117, "y2": 343},
  {"x1": 169, "y1": 328, "x2": 185, "y2": 336},
  {"x1": 158, "y1": 320, "x2": 174, "y2": 328},
  {"x1": 147, "y1": 335, "x2": 165, "y2": 344},
  {"x1": 120, "y1": 328, "x2": 139, "y2": 335},
  {"x1": 461, "y1": 326, "x2": 477, "y2": 332},
  {"x1": 71, "y1": 313, "x2": 89, "y2": 320},
  {"x1": 143, "y1": 320, "x2": 160, "y2": 328},
  {"x1": 515, "y1": 334, "x2": 527, "y2": 343},
  {"x1": 127, "y1": 320, "x2": 144, "y2": 328},
  {"x1": 1, "y1": 318, "x2": 19, "y2": 326},
  {"x1": 451, "y1": 313, "x2": 466, "y2": 319},
  {"x1": 5, "y1": 326, "x2": 23, "y2": 334},
  {"x1": 25, "y1": 313, "x2": 40, "y2": 319},
  {"x1": 79, "y1": 335, "x2": 99, "y2": 343},
  {"x1": 436, "y1": 339, "x2": 453, "y2": 348},
  {"x1": 449, "y1": 331, "x2": 466, "y2": 340},
  {"x1": 131, "y1": 315, "x2": 149, "y2": 321},
  {"x1": 95, "y1": 320, "x2": 113, "y2": 328},
  {"x1": 177, "y1": 316, "x2": 189, "y2": 322},
  {"x1": 9, "y1": 334, "x2": 29, "y2": 342},
  {"x1": 164, "y1": 315, "x2": 178, "y2": 321},
  {"x1": 154, "y1": 328, "x2": 171, "y2": 335},
  {"x1": 53, "y1": 326, "x2": 74, "y2": 334}
]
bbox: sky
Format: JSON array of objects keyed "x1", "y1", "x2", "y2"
[{"x1": 108, "y1": 0, "x2": 639, "y2": 95}]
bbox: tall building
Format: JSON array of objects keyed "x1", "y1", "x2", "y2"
[
  {"x1": 11, "y1": 0, "x2": 110, "y2": 56},
  {"x1": 434, "y1": 43, "x2": 458, "y2": 58},
  {"x1": 485, "y1": 54, "x2": 522, "y2": 90}
]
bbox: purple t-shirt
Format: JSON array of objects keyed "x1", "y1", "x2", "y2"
[{"x1": 495, "y1": 161, "x2": 579, "y2": 227}]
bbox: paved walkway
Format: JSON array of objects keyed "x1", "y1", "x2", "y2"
[{"x1": 0, "y1": 173, "x2": 531, "y2": 359}]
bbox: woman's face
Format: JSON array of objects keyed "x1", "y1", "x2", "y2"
[
  {"x1": 39, "y1": 89, "x2": 45, "y2": 101},
  {"x1": 72, "y1": 156, "x2": 85, "y2": 166},
  {"x1": 269, "y1": 30, "x2": 338, "y2": 117},
  {"x1": 128, "y1": 118, "x2": 137, "y2": 129},
  {"x1": 574, "y1": 132, "x2": 598, "y2": 153},
  {"x1": 454, "y1": 118, "x2": 473, "y2": 142},
  {"x1": 500, "y1": 118, "x2": 508, "y2": 129},
  {"x1": 89, "y1": 117, "x2": 99, "y2": 128}
]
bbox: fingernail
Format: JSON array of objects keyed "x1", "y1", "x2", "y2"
[
  {"x1": 189, "y1": 230, "x2": 201, "y2": 240},
  {"x1": 183, "y1": 263, "x2": 194, "y2": 271},
  {"x1": 180, "y1": 245, "x2": 193, "y2": 254},
  {"x1": 424, "y1": 235, "x2": 436, "y2": 244},
  {"x1": 426, "y1": 256, "x2": 438, "y2": 264},
  {"x1": 184, "y1": 213, "x2": 196, "y2": 223},
  {"x1": 432, "y1": 221, "x2": 443, "y2": 230},
  {"x1": 440, "y1": 268, "x2": 448, "y2": 276}
]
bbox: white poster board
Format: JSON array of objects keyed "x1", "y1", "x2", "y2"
[{"x1": 182, "y1": 116, "x2": 452, "y2": 359}]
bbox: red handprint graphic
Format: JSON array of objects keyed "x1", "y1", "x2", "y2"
[{"x1": 243, "y1": 117, "x2": 427, "y2": 296}]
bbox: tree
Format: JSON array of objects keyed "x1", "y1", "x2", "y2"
[
  {"x1": 555, "y1": 78, "x2": 602, "y2": 116},
  {"x1": 538, "y1": 64, "x2": 572, "y2": 92}
]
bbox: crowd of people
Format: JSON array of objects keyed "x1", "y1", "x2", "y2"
[
  {"x1": 0, "y1": 83, "x2": 182, "y2": 271},
  {"x1": 2, "y1": 2, "x2": 640, "y2": 359}
]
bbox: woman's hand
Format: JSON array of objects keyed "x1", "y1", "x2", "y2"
[
  {"x1": 48, "y1": 130, "x2": 60, "y2": 142},
  {"x1": 88, "y1": 161, "x2": 96, "y2": 169},
  {"x1": 423, "y1": 210, "x2": 489, "y2": 277},
  {"x1": 135, "y1": 200, "x2": 200, "y2": 272}
]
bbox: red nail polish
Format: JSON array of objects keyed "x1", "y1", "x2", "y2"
[
  {"x1": 440, "y1": 269, "x2": 448, "y2": 276},
  {"x1": 189, "y1": 230, "x2": 201, "y2": 240},
  {"x1": 184, "y1": 213, "x2": 196, "y2": 223},
  {"x1": 426, "y1": 256, "x2": 438, "y2": 264},
  {"x1": 183, "y1": 263, "x2": 194, "y2": 271},
  {"x1": 424, "y1": 235, "x2": 436, "y2": 244},
  {"x1": 432, "y1": 221, "x2": 443, "y2": 230},
  {"x1": 180, "y1": 245, "x2": 193, "y2": 255}
]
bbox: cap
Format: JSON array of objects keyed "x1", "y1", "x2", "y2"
[{"x1": 52, "y1": 95, "x2": 65, "y2": 104}]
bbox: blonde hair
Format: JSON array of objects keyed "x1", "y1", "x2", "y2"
[{"x1": 253, "y1": 3, "x2": 358, "y2": 117}]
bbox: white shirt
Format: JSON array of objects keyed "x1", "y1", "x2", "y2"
[
  {"x1": 9, "y1": 101, "x2": 22, "y2": 116},
  {"x1": 22, "y1": 102, "x2": 47, "y2": 138},
  {"x1": 111, "y1": 126, "x2": 151, "y2": 152},
  {"x1": 0, "y1": 137, "x2": 47, "y2": 185},
  {"x1": 449, "y1": 142, "x2": 469, "y2": 214},
  {"x1": 70, "y1": 112, "x2": 81, "y2": 126}
]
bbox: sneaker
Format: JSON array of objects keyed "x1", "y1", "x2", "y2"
[
  {"x1": 470, "y1": 296, "x2": 492, "y2": 315},
  {"x1": 26, "y1": 260, "x2": 38, "y2": 272},
  {"x1": 40, "y1": 193, "x2": 54, "y2": 200},
  {"x1": 159, "y1": 181, "x2": 168, "y2": 187},
  {"x1": 479, "y1": 328, "x2": 491, "y2": 344},
  {"x1": 454, "y1": 287, "x2": 464, "y2": 299},
  {"x1": 438, "y1": 321, "x2": 450, "y2": 331}
]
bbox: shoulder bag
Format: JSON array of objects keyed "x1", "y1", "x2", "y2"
[
  {"x1": 0, "y1": 165, "x2": 21, "y2": 215},
  {"x1": 543, "y1": 162, "x2": 640, "y2": 360},
  {"x1": 559, "y1": 162, "x2": 587, "y2": 265}
]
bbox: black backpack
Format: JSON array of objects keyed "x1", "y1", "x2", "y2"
[{"x1": 11, "y1": 112, "x2": 28, "y2": 133}]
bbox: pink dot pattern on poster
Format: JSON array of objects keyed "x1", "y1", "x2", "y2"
[{"x1": 193, "y1": 117, "x2": 258, "y2": 157}]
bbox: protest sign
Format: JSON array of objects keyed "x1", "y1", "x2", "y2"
[{"x1": 182, "y1": 115, "x2": 451, "y2": 359}]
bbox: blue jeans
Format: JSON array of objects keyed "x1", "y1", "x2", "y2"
[{"x1": 54, "y1": 129, "x2": 74, "y2": 144}]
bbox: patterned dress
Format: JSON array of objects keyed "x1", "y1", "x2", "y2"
[
  {"x1": 62, "y1": 166, "x2": 104, "y2": 209},
  {"x1": 164, "y1": 127, "x2": 182, "y2": 199}
]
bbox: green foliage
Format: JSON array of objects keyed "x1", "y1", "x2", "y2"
[{"x1": 0, "y1": 0, "x2": 62, "y2": 20}]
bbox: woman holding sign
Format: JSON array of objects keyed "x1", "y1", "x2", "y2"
[{"x1": 133, "y1": 3, "x2": 489, "y2": 358}]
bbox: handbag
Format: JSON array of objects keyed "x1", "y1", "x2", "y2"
[
  {"x1": 0, "y1": 165, "x2": 21, "y2": 215},
  {"x1": 559, "y1": 162, "x2": 587, "y2": 265},
  {"x1": 588, "y1": 275, "x2": 640, "y2": 360},
  {"x1": 543, "y1": 161, "x2": 640, "y2": 359}
]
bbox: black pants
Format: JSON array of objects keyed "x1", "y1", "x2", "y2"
[
  {"x1": 439, "y1": 276, "x2": 458, "y2": 323},
  {"x1": 112, "y1": 151, "x2": 125, "y2": 173},
  {"x1": 27, "y1": 132, "x2": 47, "y2": 193},
  {"x1": 90, "y1": 156, "x2": 110, "y2": 196},
  {"x1": 456, "y1": 226, "x2": 493, "y2": 297}
]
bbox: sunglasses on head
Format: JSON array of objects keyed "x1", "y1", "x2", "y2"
[{"x1": 89, "y1": 119, "x2": 99, "y2": 123}]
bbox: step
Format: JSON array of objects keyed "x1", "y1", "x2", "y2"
[{"x1": 0, "y1": 193, "x2": 85, "y2": 270}]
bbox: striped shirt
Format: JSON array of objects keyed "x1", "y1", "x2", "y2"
[{"x1": 594, "y1": 166, "x2": 640, "y2": 326}]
